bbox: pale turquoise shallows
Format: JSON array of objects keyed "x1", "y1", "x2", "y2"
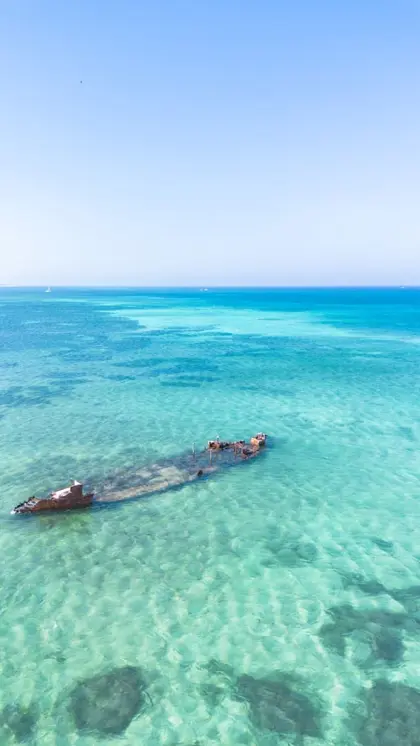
[{"x1": 1, "y1": 287, "x2": 420, "y2": 746}]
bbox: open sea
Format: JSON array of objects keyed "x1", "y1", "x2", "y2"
[{"x1": 1, "y1": 286, "x2": 420, "y2": 746}]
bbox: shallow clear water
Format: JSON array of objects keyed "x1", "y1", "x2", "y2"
[{"x1": 1, "y1": 287, "x2": 420, "y2": 745}]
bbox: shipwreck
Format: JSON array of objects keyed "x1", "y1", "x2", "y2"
[{"x1": 11, "y1": 433, "x2": 267, "y2": 515}]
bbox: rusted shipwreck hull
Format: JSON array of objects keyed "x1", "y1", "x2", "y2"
[
  {"x1": 12, "y1": 481, "x2": 94, "y2": 515},
  {"x1": 11, "y1": 434, "x2": 267, "y2": 515}
]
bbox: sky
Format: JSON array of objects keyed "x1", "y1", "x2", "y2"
[{"x1": 1, "y1": 0, "x2": 420, "y2": 286}]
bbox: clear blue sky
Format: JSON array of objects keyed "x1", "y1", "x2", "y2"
[{"x1": 1, "y1": 0, "x2": 419, "y2": 286}]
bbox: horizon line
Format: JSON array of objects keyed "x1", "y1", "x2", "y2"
[{"x1": 0, "y1": 284, "x2": 418, "y2": 289}]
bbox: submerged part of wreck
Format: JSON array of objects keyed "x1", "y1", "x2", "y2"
[
  {"x1": 97, "y1": 433, "x2": 266, "y2": 504},
  {"x1": 11, "y1": 434, "x2": 267, "y2": 514}
]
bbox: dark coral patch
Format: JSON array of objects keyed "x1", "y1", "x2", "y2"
[
  {"x1": 0, "y1": 378, "x2": 88, "y2": 410},
  {"x1": 354, "y1": 680, "x2": 420, "y2": 746},
  {"x1": 373, "y1": 628, "x2": 404, "y2": 664},
  {"x1": 390, "y1": 586, "x2": 420, "y2": 620},
  {"x1": 203, "y1": 660, "x2": 323, "y2": 739},
  {"x1": 107, "y1": 374, "x2": 136, "y2": 382},
  {"x1": 205, "y1": 659, "x2": 235, "y2": 679},
  {"x1": 199, "y1": 682, "x2": 228, "y2": 708},
  {"x1": 234, "y1": 673, "x2": 323, "y2": 739},
  {"x1": 264, "y1": 537, "x2": 318, "y2": 567},
  {"x1": 372, "y1": 537, "x2": 394, "y2": 553},
  {"x1": 318, "y1": 604, "x2": 406, "y2": 667},
  {"x1": 201, "y1": 659, "x2": 236, "y2": 707},
  {"x1": 342, "y1": 572, "x2": 388, "y2": 596},
  {"x1": 69, "y1": 666, "x2": 147, "y2": 737},
  {"x1": 0, "y1": 702, "x2": 38, "y2": 742}
]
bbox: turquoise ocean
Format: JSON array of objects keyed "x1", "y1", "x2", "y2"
[{"x1": 1, "y1": 286, "x2": 420, "y2": 746}]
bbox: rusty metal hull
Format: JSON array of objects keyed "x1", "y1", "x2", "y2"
[{"x1": 11, "y1": 493, "x2": 94, "y2": 515}]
